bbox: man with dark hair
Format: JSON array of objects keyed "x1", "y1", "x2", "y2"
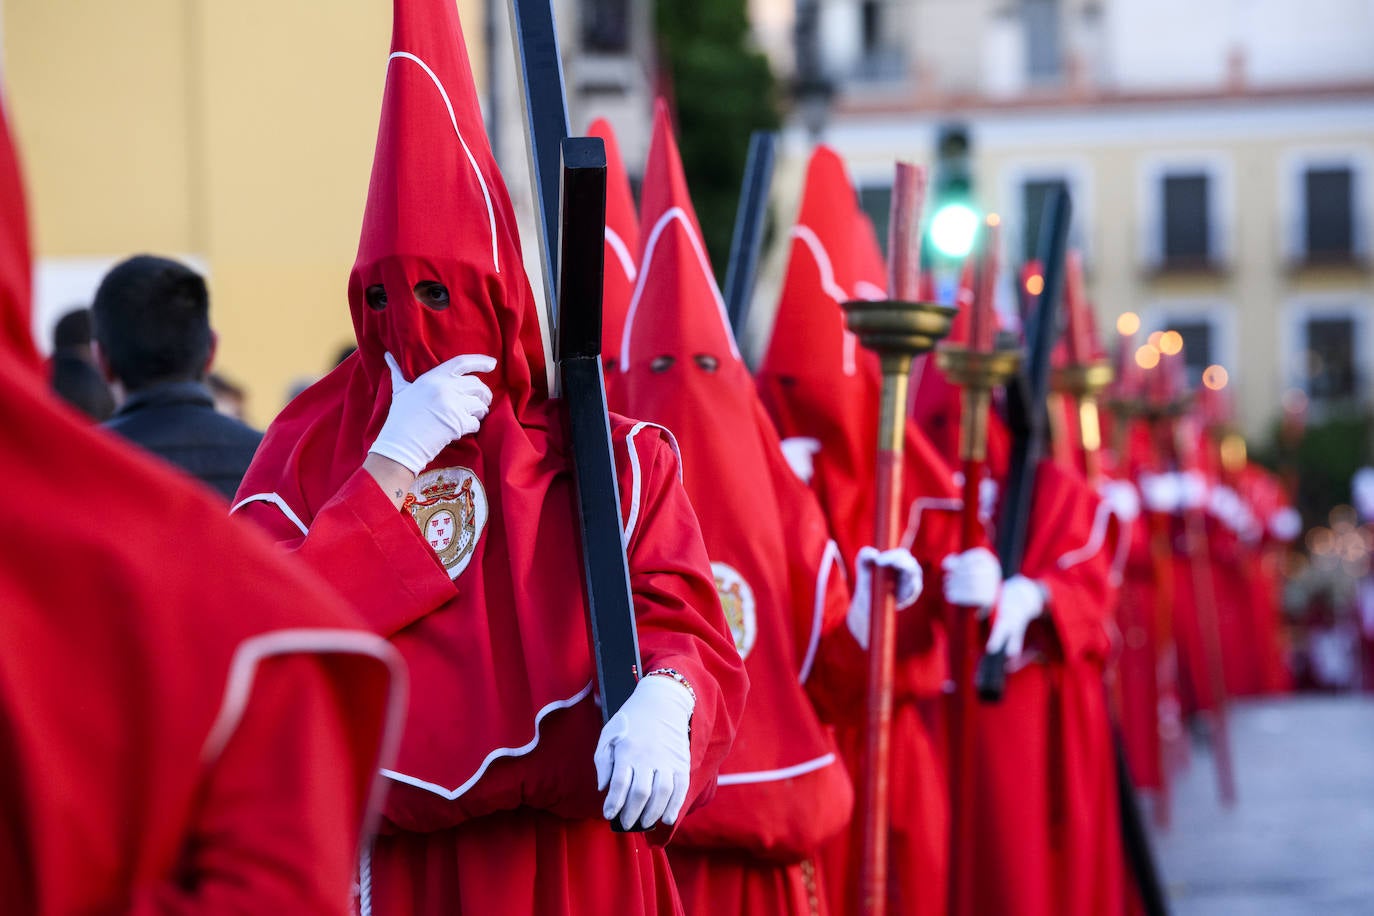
[
  {"x1": 49, "y1": 306, "x2": 114, "y2": 420},
  {"x1": 92, "y1": 255, "x2": 262, "y2": 498}
]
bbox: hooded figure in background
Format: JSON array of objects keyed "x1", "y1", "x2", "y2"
[
  {"x1": 0, "y1": 89, "x2": 404, "y2": 915},
  {"x1": 233, "y1": 2, "x2": 746, "y2": 914},
  {"x1": 589, "y1": 116, "x2": 638, "y2": 388},
  {"x1": 755, "y1": 146, "x2": 963, "y2": 916},
  {"x1": 617, "y1": 103, "x2": 922, "y2": 916},
  {"x1": 928, "y1": 287, "x2": 1128, "y2": 916}
]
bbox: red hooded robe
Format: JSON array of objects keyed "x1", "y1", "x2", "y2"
[
  {"x1": 617, "y1": 104, "x2": 860, "y2": 916},
  {"x1": 232, "y1": 3, "x2": 745, "y2": 914},
  {"x1": 0, "y1": 90, "x2": 404, "y2": 915},
  {"x1": 755, "y1": 147, "x2": 962, "y2": 916},
  {"x1": 915, "y1": 292, "x2": 1127, "y2": 916}
]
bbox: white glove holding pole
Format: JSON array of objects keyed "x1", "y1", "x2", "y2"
[
  {"x1": 595, "y1": 674, "x2": 695, "y2": 830},
  {"x1": 985, "y1": 575, "x2": 1046, "y2": 658},
  {"x1": 941, "y1": 547, "x2": 1002, "y2": 609},
  {"x1": 780, "y1": 437, "x2": 822, "y2": 484},
  {"x1": 369, "y1": 352, "x2": 496, "y2": 474},
  {"x1": 848, "y1": 546, "x2": 924, "y2": 649}
]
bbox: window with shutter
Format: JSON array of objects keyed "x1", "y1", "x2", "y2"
[
  {"x1": 1305, "y1": 316, "x2": 1357, "y2": 401},
  {"x1": 1162, "y1": 173, "x2": 1211, "y2": 267},
  {"x1": 1304, "y1": 167, "x2": 1355, "y2": 263},
  {"x1": 581, "y1": 0, "x2": 630, "y2": 53}
]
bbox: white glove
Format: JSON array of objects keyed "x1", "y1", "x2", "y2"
[
  {"x1": 780, "y1": 437, "x2": 822, "y2": 484},
  {"x1": 848, "y1": 546, "x2": 923, "y2": 649},
  {"x1": 986, "y1": 575, "x2": 1046, "y2": 658},
  {"x1": 1099, "y1": 480, "x2": 1141, "y2": 524},
  {"x1": 1269, "y1": 507, "x2": 1302, "y2": 542},
  {"x1": 595, "y1": 674, "x2": 694, "y2": 830},
  {"x1": 369, "y1": 352, "x2": 496, "y2": 474},
  {"x1": 1139, "y1": 472, "x2": 1180, "y2": 513},
  {"x1": 1179, "y1": 471, "x2": 1208, "y2": 510},
  {"x1": 942, "y1": 547, "x2": 1001, "y2": 609}
]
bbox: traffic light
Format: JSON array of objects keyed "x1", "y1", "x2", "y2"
[{"x1": 928, "y1": 123, "x2": 977, "y2": 260}]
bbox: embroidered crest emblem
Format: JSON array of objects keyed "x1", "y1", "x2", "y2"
[
  {"x1": 406, "y1": 467, "x2": 488, "y2": 579},
  {"x1": 711, "y1": 562, "x2": 757, "y2": 659}
]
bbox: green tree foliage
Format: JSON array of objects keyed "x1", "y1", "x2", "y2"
[
  {"x1": 1257, "y1": 406, "x2": 1373, "y2": 527},
  {"x1": 656, "y1": 0, "x2": 781, "y2": 276}
]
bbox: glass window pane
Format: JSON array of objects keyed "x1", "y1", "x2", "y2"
[
  {"x1": 1022, "y1": 178, "x2": 1069, "y2": 263},
  {"x1": 1024, "y1": 0, "x2": 1062, "y2": 82},
  {"x1": 581, "y1": 0, "x2": 630, "y2": 53},
  {"x1": 1306, "y1": 316, "x2": 1357, "y2": 400},
  {"x1": 1168, "y1": 320, "x2": 1212, "y2": 383},
  {"x1": 1162, "y1": 173, "x2": 1211, "y2": 264},
  {"x1": 1305, "y1": 167, "x2": 1354, "y2": 259}
]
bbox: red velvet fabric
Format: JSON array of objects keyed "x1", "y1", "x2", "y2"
[
  {"x1": 755, "y1": 146, "x2": 961, "y2": 916},
  {"x1": 615, "y1": 109, "x2": 854, "y2": 898},
  {"x1": 235, "y1": 2, "x2": 744, "y2": 912},
  {"x1": 0, "y1": 87, "x2": 397, "y2": 915}
]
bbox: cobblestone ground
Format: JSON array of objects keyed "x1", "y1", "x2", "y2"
[{"x1": 1149, "y1": 695, "x2": 1374, "y2": 915}]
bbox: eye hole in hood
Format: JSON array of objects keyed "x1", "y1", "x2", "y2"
[
  {"x1": 365, "y1": 285, "x2": 388, "y2": 311},
  {"x1": 415, "y1": 280, "x2": 450, "y2": 311}
]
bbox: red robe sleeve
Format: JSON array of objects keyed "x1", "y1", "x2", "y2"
[
  {"x1": 618, "y1": 426, "x2": 749, "y2": 825},
  {"x1": 233, "y1": 468, "x2": 457, "y2": 637},
  {"x1": 1021, "y1": 461, "x2": 1120, "y2": 665},
  {"x1": 127, "y1": 654, "x2": 388, "y2": 915}
]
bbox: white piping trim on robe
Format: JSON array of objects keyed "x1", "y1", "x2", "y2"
[
  {"x1": 853, "y1": 280, "x2": 886, "y2": 302},
  {"x1": 380, "y1": 680, "x2": 595, "y2": 800},
  {"x1": 899, "y1": 497, "x2": 965, "y2": 551},
  {"x1": 799, "y1": 539, "x2": 843, "y2": 685},
  {"x1": 230, "y1": 492, "x2": 309, "y2": 536},
  {"x1": 620, "y1": 206, "x2": 741, "y2": 370},
  {"x1": 623, "y1": 421, "x2": 682, "y2": 547},
  {"x1": 203, "y1": 628, "x2": 408, "y2": 852},
  {"x1": 387, "y1": 52, "x2": 500, "y2": 275},
  {"x1": 606, "y1": 226, "x2": 637, "y2": 283},
  {"x1": 1057, "y1": 499, "x2": 1115, "y2": 571},
  {"x1": 716, "y1": 752, "x2": 838, "y2": 786},
  {"x1": 790, "y1": 225, "x2": 859, "y2": 376}
]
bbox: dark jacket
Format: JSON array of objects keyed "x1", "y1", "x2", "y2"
[{"x1": 104, "y1": 381, "x2": 263, "y2": 500}]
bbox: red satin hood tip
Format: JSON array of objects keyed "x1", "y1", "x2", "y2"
[
  {"x1": 619, "y1": 101, "x2": 739, "y2": 375},
  {"x1": 347, "y1": 0, "x2": 546, "y2": 400},
  {"x1": 761, "y1": 145, "x2": 867, "y2": 381}
]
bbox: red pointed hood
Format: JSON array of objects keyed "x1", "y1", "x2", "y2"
[
  {"x1": 0, "y1": 92, "x2": 36, "y2": 370},
  {"x1": 348, "y1": 0, "x2": 544, "y2": 404},
  {"x1": 620, "y1": 101, "x2": 739, "y2": 376},
  {"x1": 588, "y1": 118, "x2": 639, "y2": 377},
  {"x1": 759, "y1": 146, "x2": 863, "y2": 382},
  {"x1": 757, "y1": 147, "x2": 961, "y2": 570}
]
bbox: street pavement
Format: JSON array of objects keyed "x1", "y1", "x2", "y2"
[{"x1": 1150, "y1": 695, "x2": 1374, "y2": 915}]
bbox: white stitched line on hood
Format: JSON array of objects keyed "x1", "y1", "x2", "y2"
[
  {"x1": 230, "y1": 492, "x2": 309, "y2": 536},
  {"x1": 620, "y1": 206, "x2": 740, "y2": 371},
  {"x1": 799, "y1": 539, "x2": 843, "y2": 685},
  {"x1": 791, "y1": 225, "x2": 858, "y2": 376},
  {"x1": 380, "y1": 680, "x2": 594, "y2": 800},
  {"x1": 388, "y1": 52, "x2": 500, "y2": 275},
  {"x1": 899, "y1": 497, "x2": 964, "y2": 551},
  {"x1": 717, "y1": 752, "x2": 837, "y2": 786},
  {"x1": 1057, "y1": 499, "x2": 1114, "y2": 570},
  {"x1": 606, "y1": 226, "x2": 637, "y2": 283}
]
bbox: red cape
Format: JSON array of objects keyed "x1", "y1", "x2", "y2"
[{"x1": 617, "y1": 107, "x2": 855, "y2": 886}]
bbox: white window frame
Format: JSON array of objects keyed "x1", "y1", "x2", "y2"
[
  {"x1": 1278, "y1": 146, "x2": 1372, "y2": 264},
  {"x1": 1138, "y1": 299, "x2": 1237, "y2": 384},
  {"x1": 1137, "y1": 151, "x2": 1234, "y2": 270},
  {"x1": 999, "y1": 157, "x2": 1095, "y2": 268},
  {"x1": 1279, "y1": 294, "x2": 1374, "y2": 407},
  {"x1": 33, "y1": 255, "x2": 210, "y2": 356}
]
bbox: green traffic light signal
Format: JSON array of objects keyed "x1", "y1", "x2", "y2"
[{"x1": 929, "y1": 202, "x2": 980, "y2": 258}]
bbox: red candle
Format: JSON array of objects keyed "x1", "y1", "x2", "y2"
[
  {"x1": 970, "y1": 215, "x2": 1000, "y2": 353},
  {"x1": 887, "y1": 163, "x2": 927, "y2": 301}
]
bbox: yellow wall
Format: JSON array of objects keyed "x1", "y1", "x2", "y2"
[{"x1": 4, "y1": 0, "x2": 486, "y2": 426}]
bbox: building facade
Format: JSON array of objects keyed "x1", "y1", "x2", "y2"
[
  {"x1": 755, "y1": 0, "x2": 1374, "y2": 438},
  {"x1": 1, "y1": 0, "x2": 653, "y2": 425}
]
